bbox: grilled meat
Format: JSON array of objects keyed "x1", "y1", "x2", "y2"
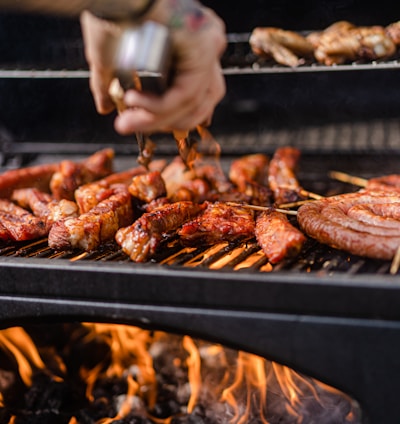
[
  {"x1": 297, "y1": 190, "x2": 400, "y2": 260},
  {"x1": 268, "y1": 146, "x2": 305, "y2": 205},
  {"x1": 229, "y1": 154, "x2": 271, "y2": 205},
  {"x1": 73, "y1": 163, "x2": 165, "y2": 214},
  {"x1": 366, "y1": 175, "x2": 400, "y2": 193},
  {"x1": 0, "y1": 162, "x2": 59, "y2": 199},
  {"x1": 116, "y1": 201, "x2": 205, "y2": 262},
  {"x1": 11, "y1": 188, "x2": 79, "y2": 231},
  {"x1": 49, "y1": 184, "x2": 133, "y2": 251},
  {"x1": 250, "y1": 27, "x2": 314, "y2": 67},
  {"x1": 307, "y1": 21, "x2": 396, "y2": 65},
  {"x1": 129, "y1": 171, "x2": 167, "y2": 204},
  {"x1": 178, "y1": 201, "x2": 255, "y2": 246},
  {"x1": 255, "y1": 210, "x2": 306, "y2": 264},
  {"x1": 0, "y1": 199, "x2": 47, "y2": 241},
  {"x1": 50, "y1": 148, "x2": 114, "y2": 201}
]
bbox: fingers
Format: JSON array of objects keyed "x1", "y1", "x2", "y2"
[
  {"x1": 114, "y1": 63, "x2": 225, "y2": 134},
  {"x1": 89, "y1": 66, "x2": 116, "y2": 114}
]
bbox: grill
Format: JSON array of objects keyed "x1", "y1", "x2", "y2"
[{"x1": 1, "y1": 4, "x2": 400, "y2": 423}]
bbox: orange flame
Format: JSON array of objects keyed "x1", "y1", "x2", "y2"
[
  {"x1": 183, "y1": 335, "x2": 201, "y2": 413},
  {"x1": 0, "y1": 327, "x2": 49, "y2": 386},
  {"x1": 0, "y1": 324, "x2": 359, "y2": 423}
]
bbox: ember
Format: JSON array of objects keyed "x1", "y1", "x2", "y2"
[{"x1": 0, "y1": 323, "x2": 360, "y2": 423}]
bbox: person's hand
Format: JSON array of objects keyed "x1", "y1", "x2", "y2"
[
  {"x1": 80, "y1": 0, "x2": 227, "y2": 135},
  {"x1": 80, "y1": 10, "x2": 122, "y2": 115}
]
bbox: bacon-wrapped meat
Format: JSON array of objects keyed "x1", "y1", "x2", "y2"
[
  {"x1": 255, "y1": 210, "x2": 306, "y2": 263},
  {"x1": 50, "y1": 148, "x2": 114, "y2": 201},
  {"x1": 116, "y1": 201, "x2": 205, "y2": 262},
  {"x1": 297, "y1": 190, "x2": 400, "y2": 260},
  {"x1": 49, "y1": 184, "x2": 133, "y2": 251},
  {"x1": 178, "y1": 201, "x2": 255, "y2": 246}
]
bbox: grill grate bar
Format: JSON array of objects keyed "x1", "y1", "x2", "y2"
[{"x1": 0, "y1": 235, "x2": 398, "y2": 275}]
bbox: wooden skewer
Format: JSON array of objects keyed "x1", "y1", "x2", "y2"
[
  {"x1": 225, "y1": 202, "x2": 298, "y2": 216},
  {"x1": 329, "y1": 170, "x2": 368, "y2": 187},
  {"x1": 278, "y1": 199, "x2": 316, "y2": 208},
  {"x1": 390, "y1": 246, "x2": 400, "y2": 275},
  {"x1": 299, "y1": 189, "x2": 324, "y2": 200}
]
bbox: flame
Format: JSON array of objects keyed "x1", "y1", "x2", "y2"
[
  {"x1": 80, "y1": 323, "x2": 157, "y2": 408},
  {"x1": 0, "y1": 327, "x2": 49, "y2": 386},
  {"x1": 0, "y1": 324, "x2": 359, "y2": 423},
  {"x1": 221, "y1": 351, "x2": 269, "y2": 424},
  {"x1": 183, "y1": 336, "x2": 201, "y2": 413}
]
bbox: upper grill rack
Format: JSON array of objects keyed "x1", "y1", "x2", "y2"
[
  {"x1": 222, "y1": 32, "x2": 400, "y2": 73},
  {"x1": 2, "y1": 32, "x2": 400, "y2": 76}
]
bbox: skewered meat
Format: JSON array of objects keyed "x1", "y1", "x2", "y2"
[
  {"x1": 178, "y1": 201, "x2": 255, "y2": 246},
  {"x1": 129, "y1": 171, "x2": 167, "y2": 204},
  {"x1": 11, "y1": 188, "x2": 79, "y2": 231},
  {"x1": 116, "y1": 201, "x2": 205, "y2": 262},
  {"x1": 0, "y1": 199, "x2": 47, "y2": 241},
  {"x1": 0, "y1": 162, "x2": 59, "y2": 199},
  {"x1": 49, "y1": 184, "x2": 133, "y2": 251},
  {"x1": 50, "y1": 148, "x2": 114, "y2": 201},
  {"x1": 307, "y1": 21, "x2": 396, "y2": 65},
  {"x1": 229, "y1": 154, "x2": 272, "y2": 205},
  {"x1": 268, "y1": 146, "x2": 306, "y2": 205},
  {"x1": 255, "y1": 210, "x2": 306, "y2": 264},
  {"x1": 250, "y1": 27, "x2": 314, "y2": 67},
  {"x1": 297, "y1": 190, "x2": 400, "y2": 260}
]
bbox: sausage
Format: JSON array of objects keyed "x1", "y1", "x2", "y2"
[{"x1": 297, "y1": 190, "x2": 400, "y2": 260}]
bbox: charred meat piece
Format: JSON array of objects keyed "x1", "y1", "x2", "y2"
[
  {"x1": 297, "y1": 190, "x2": 400, "y2": 260},
  {"x1": 0, "y1": 199, "x2": 47, "y2": 241},
  {"x1": 255, "y1": 210, "x2": 306, "y2": 264},
  {"x1": 250, "y1": 27, "x2": 314, "y2": 67},
  {"x1": 11, "y1": 188, "x2": 79, "y2": 231},
  {"x1": 0, "y1": 162, "x2": 59, "y2": 199},
  {"x1": 48, "y1": 184, "x2": 133, "y2": 251},
  {"x1": 268, "y1": 146, "x2": 305, "y2": 205},
  {"x1": 129, "y1": 171, "x2": 167, "y2": 204},
  {"x1": 116, "y1": 201, "x2": 205, "y2": 262},
  {"x1": 50, "y1": 148, "x2": 115, "y2": 201},
  {"x1": 178, "y1": 201, "x2": 255, "y2": 246}
]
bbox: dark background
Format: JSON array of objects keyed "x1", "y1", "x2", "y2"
[{"x1": 1, "y1": 0, "x2": 400, "y2": 146}]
